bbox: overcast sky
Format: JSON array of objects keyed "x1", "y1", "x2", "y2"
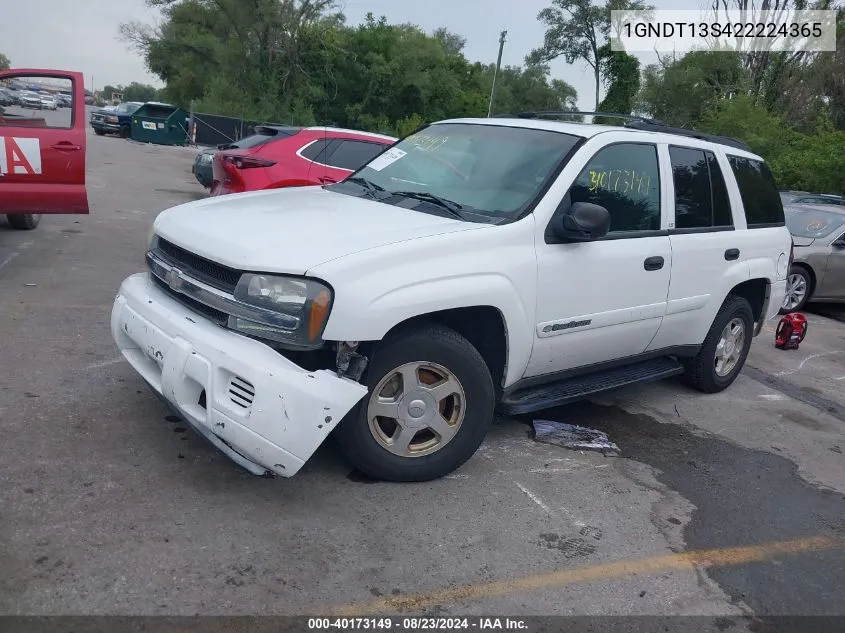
[{"x1": 1, "y1": 0, "x2": 696, "y2": 110}]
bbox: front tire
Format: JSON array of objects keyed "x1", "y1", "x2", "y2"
[
  {"x1": 682, "y1": 295, "x2": 754, "y2": 394},
  {"x1": 119, "y1": 125, "x2": 130, "y2": 139},
  {"x1": 7, "y1": 213, "x2": 42, "y2": 230},
  {"x1": 780, "y1": 266, "x2": 812, "y2": 314},
  {"x1": 335, "y1": 324, "x2": 495, "y2": 482}
]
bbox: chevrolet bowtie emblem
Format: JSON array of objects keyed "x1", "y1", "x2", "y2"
[{"x1": 165, "y1": 267, "x2": 184, "y2": 292}]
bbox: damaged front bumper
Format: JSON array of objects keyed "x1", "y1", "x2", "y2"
[{"x1": 111, "y1": 272, "x2": 368, "y2": 477}]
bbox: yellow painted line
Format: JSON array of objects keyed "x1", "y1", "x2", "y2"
[{"x1": 328, "y1": 536, "x2": 839, "y2": 616}]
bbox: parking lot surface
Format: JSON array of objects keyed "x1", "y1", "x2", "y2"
[{"x1": 1, "y1": 128, "x2": 844, "y2": 624}]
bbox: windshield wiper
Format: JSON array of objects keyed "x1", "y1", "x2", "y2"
[
  {"x1": 389, "y1": 191, "x2": 472, "y2": 220},
  {"x1": 344, "y1": 176, "x2": 386, "y2": 197}
]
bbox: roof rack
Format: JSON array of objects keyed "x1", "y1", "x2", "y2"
[
  {"x1": 622, "y1": 120, "x2": 752, "y2": 152},
  {"x1": 494, "y1": 110, "x2": 664, "y2": 125},
  {"x1": 492, "y1": 110, "x2": 753, "y2": 153}
]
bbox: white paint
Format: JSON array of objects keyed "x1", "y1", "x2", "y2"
[
  {"x1": 774, "y1": 351, "x2": 845, "y2": 376},
  {"x1": 0, "y1": 137, "x2": 42, "y2": 175},
  {"x1": 0, "y1": 251, "x2": 20, "y2": 269},
  {"x1": 83, "y1": 357, "x2": 125, "y2": 370},
  {"x1": 758, "y1": 394, "x2": 786, "y2": 401},
  {"x1": 515, "y1": 482, "x2": 552, "y2": 515}
]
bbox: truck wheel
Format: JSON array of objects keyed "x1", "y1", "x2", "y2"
[
  {"x1": 94, "y1": 129, "x2": 105, "y2": 136},
  {"x1": 7, "y1": 214, "x2": 42, "y2": 230},
  {"x1": 335, "y1": 324, "x2": 495, "y2": 482},
  {"x1": 682, "y1": 295, "x2": 754, "y2": 394},
  {"x1": 780, "y1": 266, "x2": 812, "y2": 314},
  {"x1": 119, "y1": 125, "x2": 130, "y2": 139}
]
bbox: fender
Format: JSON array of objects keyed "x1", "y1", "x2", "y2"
[{"x1": 310, "y1": 218, "x2": 538, "y2": 387}]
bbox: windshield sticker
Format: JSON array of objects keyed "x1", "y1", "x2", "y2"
[
  {"x1": 0, "y1": 137, "x2": 41, "y2": 176},
  {"x1": 588, "y1": 169, "x2": 651, "y2": 195},
  {"x1": 368, "y1": 147, "x2": 407, "y2": 171}
]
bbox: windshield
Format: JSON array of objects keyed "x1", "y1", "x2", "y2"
[
  {"x1": 332, "y1": 123, "x2": 583, "y2": 221},
  {"x1": 784, "y1": 205, "x2": 845, "y2": 239},
  {"x1": 116, "y1": 102, "x2": 141, "y2": 114}
]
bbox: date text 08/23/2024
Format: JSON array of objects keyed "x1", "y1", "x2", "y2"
[{"x1": 307, "y1": 617, "x2": 528, "y2": 630}]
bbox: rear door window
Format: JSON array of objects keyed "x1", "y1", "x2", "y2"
[
  {"x1": 727, "y1": 156, "x2": 785, "y2": 227},
  {"x1": 325, "y1": 140, "x2": 387, "y2": 171},
  {"x1": 669, "y1": 146, "x2": 734, "y2": 230},
  {"x1": 299, "y1": 138, "x2": 332, "y2": 162}
]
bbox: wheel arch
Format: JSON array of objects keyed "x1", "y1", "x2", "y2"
[{"x1": 379, "y1": 306, "x2": 509, "y2": 397}]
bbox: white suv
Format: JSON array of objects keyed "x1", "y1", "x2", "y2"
[{"x1": 111, "y1": 115, "x2": 792, "y2": 482}]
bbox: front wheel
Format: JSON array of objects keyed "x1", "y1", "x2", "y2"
[
  {"x1": 682, "y1": 295, "x2": 754, "y2": 394},
  {"x1": 7, "y1": 214, "x2": 42, "y2": 230},
  {"x1": 335, "y1": 324, "x2": 495, "y2": 482},
  {"x1": 780, "y1": 266, "x2": 812, "y2": 314},
  {"x1": 119, "y1": 125, "x2": 130, "y2": 139}
]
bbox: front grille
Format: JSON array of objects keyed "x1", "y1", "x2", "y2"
[
  {"x1": 154, "y1": 238, "x2": 241, "y2": 293},
  {"x1": 151, "y1": 274, "x2": 228, "y2": 326}
]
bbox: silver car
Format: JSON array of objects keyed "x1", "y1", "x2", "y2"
[{"x1": 782, "y1": 203, "x2": 845, "y2": 312}]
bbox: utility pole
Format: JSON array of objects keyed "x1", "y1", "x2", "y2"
[{"x1": 487, "y1": 30, "x2": 507, "y2": 118}]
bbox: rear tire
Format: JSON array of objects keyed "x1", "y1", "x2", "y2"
[
  {"x1": 7, "y1": 214, "x2": 42, "y2": 230},
  {"x1": 682, "y1": 295, "x2": 754, "y2": 394},
  {"x1": 779, "y1": 265, "x2": 812, "y2": 314},
  {"x1": 335, "y1": 324, "x2": 495, "y2": 482}
]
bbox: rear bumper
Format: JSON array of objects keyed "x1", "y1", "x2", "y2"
[{"x1": 111, "y1": 273, "x2": 368, "y2": 477}]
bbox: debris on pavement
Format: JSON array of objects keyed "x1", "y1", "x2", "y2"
[{"x1": 532, "y1": 419, "x2": 620, "y2": 455}]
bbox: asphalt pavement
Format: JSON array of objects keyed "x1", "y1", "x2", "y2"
[{"x1": 0, "y1": 122, "x2": 844, "y2": 627}]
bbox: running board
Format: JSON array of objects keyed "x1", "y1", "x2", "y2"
[{"x1": 499, "y1": 356, "x2": 685, "y2": 415}]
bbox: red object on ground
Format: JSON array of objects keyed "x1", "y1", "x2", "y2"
[
  {"x1": 210, "y1": 126, "x2": 396, "y2": 196},
  {"x1": 775, "y1": 313, "x2": 808, "y2": 350}
]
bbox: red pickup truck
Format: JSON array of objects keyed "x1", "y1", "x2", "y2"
[{"x1": 0, "y1": 68, "x2": 89, "y2": 230}]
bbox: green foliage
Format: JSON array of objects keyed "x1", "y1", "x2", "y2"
[
  {"x1": 120, "y1": 3, "x2": 580, "y2": 135},
  {"x1": 637, "y1": 52, "x2": 747, "y2": 128},
  {"x1": 594, "y1": 44, "x2": 639, "y2": 124},
  {"x1": 700, "y1": 96, "x2": 845, "y2": 195},
  {"x1": 101, "y1": 82, "x2": 162, "y2": 103},
  {"x1": 0, "y1": 53, "x2": 10, "y2": 70}
]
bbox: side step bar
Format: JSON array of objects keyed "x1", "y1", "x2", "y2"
[{"x1": 499, "y1": 356, "x2": 685, "y2": 415}]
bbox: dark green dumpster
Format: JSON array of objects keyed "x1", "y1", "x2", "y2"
[{"x1": 130, "y1": 102, "x2": 190, "y2": 145}]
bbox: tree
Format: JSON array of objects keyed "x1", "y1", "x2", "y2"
[
  {"x1": 527, "y1": 0, "x2": 651, "y2": 110},
  {"x1": 594, "y1": 44, "x2": 639, "y2": 123},
  {"x1": 0, "y1": 53, "x2": 10, "y2": 70},
  {"x1": 637, "y1": 51, "x2": 747, "y2": 127}
]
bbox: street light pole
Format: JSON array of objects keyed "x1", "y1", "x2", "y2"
[{"x1": 487, "y1": 30, "x2": 507, "y2": 118}]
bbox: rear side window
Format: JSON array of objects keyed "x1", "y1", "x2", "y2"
[
  {"x1": 300, "y1": 139, "x2": 331, "y2": 162},
  {"x1": 727, "y1": 156, "x2": 785, "y2": 227},
  {"x1": 325, "y1": 140, "x2": 387, "y2": 171},
  {"x1": 569, "y1": 143, "x2": 661, "y2": 233},
  {"x1": 669, "y1": 146, "x2": 734, "y2": 230}
]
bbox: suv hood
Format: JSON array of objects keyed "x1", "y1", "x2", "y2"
[{"x1": 153, "y1": 186, "x2": 484, "y2": 274}]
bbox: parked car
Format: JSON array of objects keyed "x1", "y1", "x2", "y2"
[
  {"x1": 18, "y1": 91, "x2": 43, "y2": 109},
  {"x1": 39, "y1": 94, "x2": 58, "y2": 110},
  {"x1": 210, "y1": 126, "x2": 397, "y2": 196},
  {"x1": 0, "y1": 87, "x2": 17, "y2": 106},
  {"x1": 781, "y1": 203, "x2": 845, "y2": 312},
  {"x1": 57, "y1": 93, "x2": 72, "y2": 108},
  {"x1": 112, "y1": 114, "x2": 792, "y2": 482},
  {"x1": 0, "y1": 69, "x2": 89, "y2": 230},
  {"x1": 89, "y1": 101, "x2": 143, "y2": 138},
  {"x1": 192, "y1": 127, "x2": 296, "y2": 189},
  {"x1": 788, "y1": 194, "x2": 845, "y2": 207}
]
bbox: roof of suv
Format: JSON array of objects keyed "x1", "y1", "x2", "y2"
[{"x1": 436, "y1": 117, "x2": 761, "y2": 159}]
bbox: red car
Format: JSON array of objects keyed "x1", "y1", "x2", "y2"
[
  {"x1": 210, "y1": 126, "x2": 397, "y2": 196},
  {"x1": 0, "y1": 68, "x2": 89, "y2": 230}
]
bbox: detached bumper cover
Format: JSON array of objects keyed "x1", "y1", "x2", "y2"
[{"x1": 111, "y1": 273, "x2": 368, "y2": 477}]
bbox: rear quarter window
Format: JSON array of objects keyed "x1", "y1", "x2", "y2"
[{"x1": 727, "y1": 156, "x2": 785, "y2": 227}]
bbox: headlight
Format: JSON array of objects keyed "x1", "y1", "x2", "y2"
[
  {"x1": 106, "y1": 115, "x2": 118, "y2": 123},
  {"x1": 230, "y1": 274, "x2": 332, "y2": 348}
]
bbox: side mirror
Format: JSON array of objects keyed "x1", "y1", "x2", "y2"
[{"x1": 553, "y1": 202, "x2": 611, "y2": 242}]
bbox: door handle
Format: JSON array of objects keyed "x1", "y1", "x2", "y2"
[
  {"x1": 643, "y1": 256, "x2": 664, "y2": 271},
  {"x1": 724, "y1": 248, "x2": 740, "y2": 261},
  {"x1": 50, "y1": 142, "x2": 82, "y2": 152},
  {"x1": 318, "y1": 176, "x2": 337, "y2": 184}
]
